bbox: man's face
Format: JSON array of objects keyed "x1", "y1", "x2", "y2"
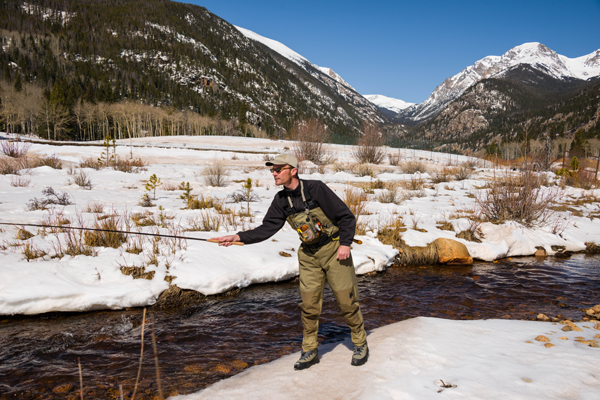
[{"x1": 271, "y1": 164, "x2": 295, "y2": 186}]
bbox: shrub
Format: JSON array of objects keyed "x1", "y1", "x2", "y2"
[
  {"x1": 352, "y1": 123, "x2": 386, "y2": 164},
  {"x1": 291, "y1": 119, "x2": 330, "y2": 165},
  {"x1": 86, "y1": 201, "x2": 105, "y2": 214},
  {"x1": 343, "y1": 186, "x2": 369, "y2": 219},
  {"x1": 79, "y1": 157, "x2": 102, "y2": 170},
  {"x1": 475, "y1": 172, "x2": 560, "y2": 227},
  {"x1": 33, "y1": 154, "x2": 62, "y2": 169},
  {"x1": 1, "y1": 139, "x2": 31, "y2": 158},
  {"x1": 84, "y1": 215, "x2": 128, "y2": 248},
  {"x1": 0, "y1": 156, "x2": 27, "y2": 175},
  {"x1": 376, "y1": 189, "x2": 397, "y2": 204},
  {"x1": 71, "y1": 170, "x2": 92, "y2": 190},
  {"x1": 401, "y1": 160, "x2": 428, "y2": 174},
  {"x1": 353, "y1": 164, "x2": 375, "y2": 177},
  {"x1": 431, "y1": 168, "x2": 455, "y2": 184},
  {"x1": 202, "y1": 161, "x2": 230, "y2": 187},
  {"x1": 115, "y1": 158, "x2": 148, "y2": 173},
  {"x1": 454, "y1": 163, "x2": 474, "y2": 181},
  {"x1": 388, "y1": 152, "x2": 401, "y2": 166},
  {"x1": 139, "y1": 193, "x2": 154, "y2": 207},
  {"x1": 10, "y1": 175, "x2": 31, "y2": 187},
  {"x1": 186, "y1": 211, "x2": 222, "y2": 232},
  {"x1": 27, "y1": 187, "x2": 73, "y2": 211}
]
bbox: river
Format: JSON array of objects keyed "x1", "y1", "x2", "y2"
[{"x1": 1, "y1": 254, "x2": 599, "y2": 399}]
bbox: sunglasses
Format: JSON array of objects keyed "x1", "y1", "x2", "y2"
[{"x1": 270, "y1": 166, "x2": 292, "y2": 174}]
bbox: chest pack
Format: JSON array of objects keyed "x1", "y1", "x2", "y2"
[{"x1": 282, "y1": 181, "x2": 339, "y2": 245}]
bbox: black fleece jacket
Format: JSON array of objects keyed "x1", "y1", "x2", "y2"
[{"x1": 237, "y1": 179, "x2": 356, "y2": 246}]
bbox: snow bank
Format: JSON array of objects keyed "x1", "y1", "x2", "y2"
[{"x1": 172, "y1": 317, "x2": 600, "y2": 400}]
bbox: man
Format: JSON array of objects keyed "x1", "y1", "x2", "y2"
[{"x1": 214, "y1": 153, "x2": 368, "y2": 370}]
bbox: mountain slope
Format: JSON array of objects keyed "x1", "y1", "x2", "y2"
[
  {"x1": 397, "y1": 43, "x2": 600, "y2": 125},
  {"x1": 235, "y1": 26, "x2": 385, "y2": 125},
  {"x1": 0, "y1": 0, "x2": 384, "y2": 140}
]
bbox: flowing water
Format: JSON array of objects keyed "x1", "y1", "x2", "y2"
[{"x1": 1, "y1": 255, "x2": 599, "y2": 399}]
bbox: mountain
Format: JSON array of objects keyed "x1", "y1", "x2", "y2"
[
  {"x1": 235, "y1": 26, "x2": 385, "y2": 125},
  {"x1": 406, "y1": 65, "x2": 600, "y2": 151},
  {"x1": 363, "y1": 94, "x2": 415, "y2": 120},
  {"x1": 396, "y1": 43, "x2": 600, "y2": 125},
  {"x1": 0, "y1": 0, "x2": 385, "y2": 141}
]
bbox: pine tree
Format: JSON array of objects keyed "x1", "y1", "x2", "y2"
[{"x1": 145, "y1": 174, "x2": 162, "y2": 200}]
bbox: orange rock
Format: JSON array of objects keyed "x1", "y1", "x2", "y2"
[
  {"x1": 433, "y1": 238, "x2": 473, "y2": 265},
  {"x1": 214, "y1": 364, "x2": 232, "y2": 374},
  {"x1": 535, "y1": 335, "x2": 550, "y2": 342},
  {"x1": 52, "y1": 383, "x2": 73, "y2": 393},
  {"x1": 231, "y1": 360, "x2": 249, "y2": 369},
  {"x1": 534, "y1": 248, "x2": 547, "y2": 257},
  {"x1": 544, "y1": 343, "x2": 555, "y2": 348},
  {"x1": 559, "y1": 337, "x2": 568, "y2": 340}
]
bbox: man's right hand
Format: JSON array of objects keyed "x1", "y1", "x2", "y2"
[{"x1": 213, "y1": 234, "x2": 241, "y2": 247}]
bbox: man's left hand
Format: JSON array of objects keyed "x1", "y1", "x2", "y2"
[{"x1": 337, "y1": 245, "x2": 351, "y2": 260}]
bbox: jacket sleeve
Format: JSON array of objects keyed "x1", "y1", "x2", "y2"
[
  {"x1": 311, "y1": 181, "x2": 356, "y2": 246},
  {"x1": 237, "y1": 195, "x2": 286, "y2": 244}
]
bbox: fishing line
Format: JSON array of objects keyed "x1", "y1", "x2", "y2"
[{"x1": 0, "y1": 222, "x2": 244, "y2": 245}]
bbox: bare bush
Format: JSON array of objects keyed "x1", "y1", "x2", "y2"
[
  {"x1": 388, "y1": 152, "x2": 401, "y2": 166},
  {"x1": 71, "y1": 170, "x2": 93, "y2": 190},
  {"x1": 431, "y1": 168, "x2": 455, "y2": 184},
  {"x1": 86, "y1": 201, "x2": 105, "y2": 214},
  {"x1": 27, "y1": 187, "x2": 73, "y2": 211},
  {"x1": 353, "y1": 164, "x2": 375, "y2": 177},
  {"x1": 10, "y1": 175, "x2": 31, "y2": 187},
  {"x1": 1, "y1": 139, "x2": 31, "y2": 158},
  {"x1": 352, "y1": 123, "x2": 386, "y2": 164},
  {"x1": 454, "y1": 163, "x2": 474, "y2": 181},
  {"x1": 475, "y1": 172, "x2": 560, "y2": 227},
  {"x1": 376, "y1": 189, "x2": 397, "y2": 204},
  {"x1": 201, "y1": 161, "x2": 230, "y2": 187},
  {"x1": 401, "y1": 160, "x2": 428, "y2": 174},
  {"x1": 115, "y1": 158, "x2": 148, "y2": 173},
  {"x1": 80, "y1": 157, "x2": 102, "y2": 170},
  {"x1": 291, "y1": 119, "x2": 330, "y2": 165}
]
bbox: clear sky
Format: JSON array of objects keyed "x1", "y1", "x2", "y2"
[{"x1": 183, "y1": 0, "x2": 600, "y2": 104}]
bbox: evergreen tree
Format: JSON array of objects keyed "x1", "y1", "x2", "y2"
[{"x1": 13, "y1": 74, "x2": 22, "y2": 92}]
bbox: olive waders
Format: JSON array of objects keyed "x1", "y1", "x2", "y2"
[{"x1": 284, "y1": 181, "x2": 367, "y2": 353}]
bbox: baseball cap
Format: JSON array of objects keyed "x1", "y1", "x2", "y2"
[{"x1": 265, "y1": 153, "x2": 298, "y2": 168}]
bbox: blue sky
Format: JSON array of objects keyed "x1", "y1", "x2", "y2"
[{"x1": 185, "y1": 0, "x2": 600, "y2": 104}]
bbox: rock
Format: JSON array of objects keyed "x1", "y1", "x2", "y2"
[
  {"x1": 561, "y1": 325, "x2": 573, "y2": 332},
  {"x1": 279, "y1": 251, "x2": 292, "y2": 257},
  {"x1": 595, "y1": 334, "x2": 600, "y2": 339},
  {"x1": 433, "y1": 238, "x2": 473, "y2": 265},
  {"x1": 594, "y1": 323, "x2": 600, "y2": 330},
  {"x1": 559, "y1": 336, "x2": 568, "y2": 340},
  {"x1": 575, "y1": 339, "x2": 591, "y2": 345},
  {"x1": 535, "y1": 335, "x2": 550, "y2": 342},
  {"x1": 536, "y1": 313, "x2": 550, "y2": 322},
  {"x1": 534, "y1": 248, "x2": 547, "y2": 257},
  {"x1": 544, "y1": 343, "x2": 555, "y2": 348},
  {"x1": 590, "y1": 343, "x2": 600, "y2": 348}
]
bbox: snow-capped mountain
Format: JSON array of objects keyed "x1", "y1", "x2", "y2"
[
  {"x1": 398, "y1": 43, "x2": 600, "y2": 124},
  {"x1": 235, "y1": 26, "x2": 385, "y2": 124},
  {"x1": 364, "y1": 94, "x2": 415, "y2": 113}
]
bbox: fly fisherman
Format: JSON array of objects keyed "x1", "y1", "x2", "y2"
[{"x1": 214, "y1": 154, "x2": 369, "y2": 370}]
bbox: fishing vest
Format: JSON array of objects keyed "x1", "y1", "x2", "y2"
[{"x1": 282, "y1": 180, "x2": 340, "y2": 247}]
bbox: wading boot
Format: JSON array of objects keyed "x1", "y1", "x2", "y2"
[
  {"x1": 294, "y1": 349, "x2": 319, "y2": 371},
  {"x1": 351, "y1": 343, "x2": 369, "y2": 366}
]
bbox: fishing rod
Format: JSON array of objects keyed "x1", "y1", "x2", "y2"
[{"x1": 0, "y1": 222, "x2": 244, "y2": 246}]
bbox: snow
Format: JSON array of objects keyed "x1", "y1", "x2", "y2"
[
  {"x1": 1, "y1": 134, "x2": 600, "y2": 316},
  {"x1": 364, "y1": 94, "x2": 415, "y2": 112},
  {"x1": 172, "y1": 317, "x2": 600, "y2": 400}
]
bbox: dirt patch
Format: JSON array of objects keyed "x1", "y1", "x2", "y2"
[{"x1": 120, "y1": 266, "x2": 155, "y2": 280}]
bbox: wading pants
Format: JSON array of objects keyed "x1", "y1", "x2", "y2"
[{"x1": 298, "y1": 239, "x2": 367, "y2": 352}]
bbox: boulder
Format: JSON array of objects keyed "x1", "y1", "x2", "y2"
[
  {"x1": 434, "y1": 238, "x2": 473, "y2": 265},
  {"x1": 534, "y1": 248, "x2": 547, "y2": 257}
]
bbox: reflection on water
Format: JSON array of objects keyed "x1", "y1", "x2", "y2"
[{"x1": 1, "y1": 255, "x2": 599, "y2": 399}]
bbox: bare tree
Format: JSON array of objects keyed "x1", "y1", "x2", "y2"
[
  {"x1": 291, "y1": 119, "x2": 330, "y2": 164},
  {"x1": 353, "y1": 122, "x2": 386, "y2": 164}
]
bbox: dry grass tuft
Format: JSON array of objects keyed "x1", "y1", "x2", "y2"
[
  {"x1": 115, "y1": 158, "x2": 148, "y2": 173},
  {"x1": 84, "y1": 215, "x2": 128, "y2": 248},
  {"x1": 17, "y1": 228, "x2": 34, "y2": 240},
  {"x1": 186, "y1": 211, "x2": 222, "y2": 232},
  {"x1": 79, "y1": 157, "x2": 102, "y2": 170},
  {"x1": 22, "y1": 243, "x2": 47, "y2": 261},
  {"x1": 32, "y1": 154, "x2": 62, "y2": 169},
  {"x1": 401, "y1": 160, "x2": 428, "y2": 174},
  {"x1": 86, "y1": 201, "x2": 105, "y2": 214}
]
